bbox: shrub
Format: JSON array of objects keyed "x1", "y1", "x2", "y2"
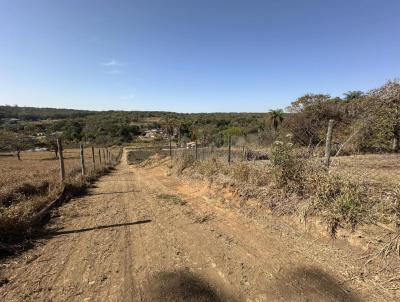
[
  {"x1": 173, "y1": 153, "x2": 195, "y2": 175},
  {"x1": 269, "y1": 142, "x2": 305, "y2": 192}
]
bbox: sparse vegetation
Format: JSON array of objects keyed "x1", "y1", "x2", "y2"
[
  {"x1": 157, "y1": 193, "x2": 187, "y2": 205},
  {"x1": 172, "y1": 142, "x2": 398, "y2": 238},
  {"x1": 0, "y1": 148, "x2": 121, "y2": 248}
]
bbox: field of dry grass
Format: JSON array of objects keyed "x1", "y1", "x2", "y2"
[
  {"x1": 331, "y1": 154, "x2": 400, "y2": 187},
  {"x1": 0, "y1": 147, "x2": 121, "y2": 244},
  {"x1": 0, "y1": 148, "x2": 99, "y2": 203}
]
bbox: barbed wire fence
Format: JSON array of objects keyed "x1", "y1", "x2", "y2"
[{"x1": 167, "y1": 120, "x2": 336, "y2": 168}]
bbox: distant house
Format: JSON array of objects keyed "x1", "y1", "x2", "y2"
[
  {"x1": 36, "y1": 132, "x2": 47, "y2": 142},
  {"x1": 186, "y1": 141, "x2": 196, "y2": 149},
  {"x1": 143, "y1": 129, "x2": 164, "y2": 139}
]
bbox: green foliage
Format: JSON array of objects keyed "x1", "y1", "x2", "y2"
[
  {"x1": 1, "y1": 79, "x2": 399, "y2": 153},
  {"x1": 343, "y1": 91, "x2": 364, "y2": 101},
  {"x1": 269, "y1": 109, "x2": 285, "y2": 132},
  {"x1": 221, "y1": 127, "x2": 247, "y2": 137},
  {"x1": 270, "y1": 141, "x2": 305, "y2": 190}
]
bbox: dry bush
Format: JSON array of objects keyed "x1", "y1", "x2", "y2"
[
  {"x1": 172, "y1": 152, "x2": 195, "y2": 175},
  {"x1": 229, "y1": 162, "x2": 270, "y2": 186},
  {"x1": 173, "y1": 143, "x2": 397, "y2": 237},
  {"x1": 269, "y1": 142, "x2": 306, "y2": 192}
]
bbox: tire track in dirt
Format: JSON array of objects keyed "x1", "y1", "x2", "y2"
[
  {"x1": 0, "y1": 150, "x2": 392, "y2": 301},
  {"x1": 127, "y1": 161, "x2": 388, "y2": 301}
]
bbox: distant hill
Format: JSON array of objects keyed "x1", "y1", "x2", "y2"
[{"x1": 0, "y1": 105, "x2": 94, "y2": 121}]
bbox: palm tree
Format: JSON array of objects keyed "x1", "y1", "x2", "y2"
[
  {"x1": 269, "y1": 109, "x2": 284, "y2": 133},
  {"x1": 343, "y1": 91, "x2": 364, "y2": 101}
]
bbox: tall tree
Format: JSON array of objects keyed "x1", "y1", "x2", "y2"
[
  {"x1": 269, "y1": 109, "x2": 285, "y2": 142},
  {"x1": 363, "y1": 80, "x2": 400, "y2": 152},
  {"x1": 0, "y1": 131, "x2": 35, "y2": 160}
]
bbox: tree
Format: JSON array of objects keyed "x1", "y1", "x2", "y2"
[
  {"x1": 64, "y1": 121, "x2": 83, "y2": 141},
  {"x1": 287, "y1": 94, "x2": 331, "y2": 113},
  {"x1": 0, "y1": 130, "x2": 35, "y2": 160},
  {"x1": 343, "y1": 91, "x2": 364, "y2": 102},
  {"x1": 269, "y1": 109, "x2": 284, "y2": 133},
  {"x1": 221, "y1": 127, "x2": 246, "y2": 138},
  {"x1": 45, "y1": 133, "x2": 60, "y2": 159},
  {"x1": 285, "y1": 94, "x2": 345, "y2": 147},
  {"x1": 361, "y1": 80, "x2": 400, "y2": 152}
]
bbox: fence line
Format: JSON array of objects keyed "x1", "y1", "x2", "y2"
[
  {"x1": 80, "y1": 144, "x2": 86, "y2": 176},
  {"x1": 57, "y1": 138, "x2": 65, "y2": 182},
  {"x1": 50, "y1": 139, "x2": 123, "y2": 184}
]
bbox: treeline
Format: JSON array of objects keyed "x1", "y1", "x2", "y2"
[
  {"x1": 0, "y1": 79, "x2": 399, "y2": 154},
  {"x1": 283, "y1": 80, "x2": 400, "y2": 153},
  {"x1": 0, "y1": 105, "x2": 93, "y2": 120}
]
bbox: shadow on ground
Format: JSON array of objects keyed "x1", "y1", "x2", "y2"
[
  {"x1": 271, "y1": 266, "x2": 362, "y2": 302},
  {"x1": 145, "y1": 269, "x2": 239, "y2": 302},
  {"x1": 88, "y1": 190, "x2": 138, "y2": 196},
  {"x1": 41, "y1": 220, "x2": 152, "y2": 237}
]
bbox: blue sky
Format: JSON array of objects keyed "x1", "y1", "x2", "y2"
[{"x1": 0, "y1": 0, "x2": 399, "y2": 112}]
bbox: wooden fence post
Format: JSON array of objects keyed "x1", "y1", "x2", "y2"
[
  {"x1": 80, "y1": 144, "x2": 86, "y2": 176},
  {"x1": 91, "y1": 146, "x2": 96, "y2": 171},
  {"x1": 324, "y1": 119, "x2": 334, "y2": 167},
  {"x1": 102, "y1": 149, "x2": 106, "y2": 165},
  {"x1": 202, "y1": 137, "x2": 205, "y2": 160},
  {"x1": 228, "y1": 136, "x2": 232, "y2": 165},
  {"x1": 195, "y1": 140, "x2": 198, "y2": 160},
  {"x1": 98, "y1": 149, "x2": 102, "y2": 166},
  {"x1": 57, "y1": 138, "x2": 65, "y2": 182},
  {"x1": 169, "y1": 134, "x2": 172, "y2": 157}
]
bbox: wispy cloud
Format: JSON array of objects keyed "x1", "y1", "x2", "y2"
[
  {"x1": 101, "y1": 58, "x2": 135, "y2": 76},
  {"x1": 102, "y1": 58, "x2": 122, "y2": 66}
]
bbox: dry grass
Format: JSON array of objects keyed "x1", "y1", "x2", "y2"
[
  {"x1": 331, "y1": 154, "x2": 400, "y2": 187},
  {"x1": 173, "y1": 146, "x2": 400, "y2": 237},
  {"x1": 0, "y1": 148, "x2": 103, "y2": 208},
  {"x1": 0, "y1": 147, "x2": 121, "y2": 245}
]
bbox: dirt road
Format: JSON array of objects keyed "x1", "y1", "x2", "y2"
[{"x1": 0, "y1": 151, "x2": 390, "y2": 301}]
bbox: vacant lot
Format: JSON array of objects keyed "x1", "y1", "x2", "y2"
[
  {"x1": 0, "y1": 148, "x2": 98, "y2": 205},
  {"x1": 331, "y1": 154, "x2": 400, "y2": 186},
  {"x1": 0, "y1": 147, "x2": 120, "y2": 243}
]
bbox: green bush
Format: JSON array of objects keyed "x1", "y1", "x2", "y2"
[{"x1": 270, "y1": 142, "x2": 305, "y2": 191}]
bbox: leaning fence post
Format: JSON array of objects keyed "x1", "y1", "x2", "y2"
[
  {"x1": 57, "y1": 138, "x2": 65, "y2": 182},
  {"x1": 80, "y1": 144, "x2": 86, "y2": 176},
  {"x1": 91, "y1": 146, "x2": 96, "y2": 171},
  {"x1": 324, "y1": 119, "x2": 334, "y2": 168},
  {"x1": 98, "y1": 149, "x2": 102, "y2": 166},
  {"x1": 228, "y1": 136, "x2": 232, "y2": 165}
]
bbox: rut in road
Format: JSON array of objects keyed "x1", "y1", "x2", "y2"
[{"x1": 0, "y1": 151, "x2": 387, "y2": 301}]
